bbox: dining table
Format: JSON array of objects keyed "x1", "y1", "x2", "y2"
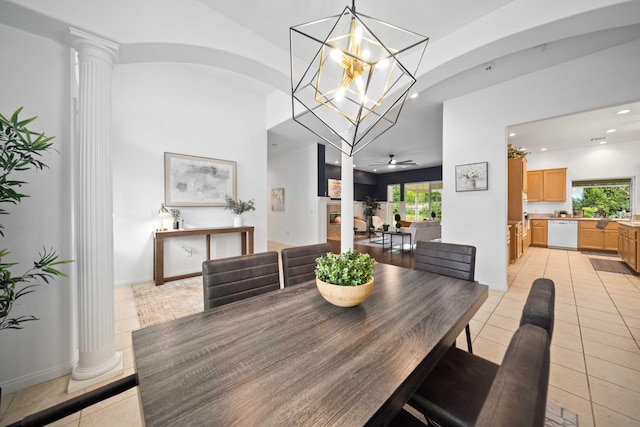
[{"x1": 132, "y1": 262, "x2": 489, "y2": 426}]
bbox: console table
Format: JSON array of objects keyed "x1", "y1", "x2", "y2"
[{"x1": 153, "y1": 226, "x2": 254, "y2": 286}]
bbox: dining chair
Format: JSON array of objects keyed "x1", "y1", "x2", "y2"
[
  {"x1": 396, "y1": 278, "x2": 556, "y2": 427},
  {"x1": 520, "y1": 277, "x2": 555, "y2": 340},
  {"x1": 280, "y1": 243, "x2": 331, "y2": 287},
  {"x1": 414, "y1": 240, "x2": 476, "y2": 352},
  {"x1": 6, "y1": 374, "x2": 138, "y2": 427},
  {"x1": 202, "y1": 251, "x2": 280, "y2": 310},
  {"x1": 395, "y1": 324, "x2": 550, "y2": 427}
]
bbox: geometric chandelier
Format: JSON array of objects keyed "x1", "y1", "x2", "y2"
[{"x1": 290, "y1": 1, "x2": 428, "y2": 156}]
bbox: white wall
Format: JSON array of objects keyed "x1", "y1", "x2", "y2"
[
  {"x1": 443, "y1": 39, "x2": 640, "y2": 291},
  {"x1": 112, "y1": 62, "x2": 269, "y2": 285},
  {"x1": 266, "y1": 144, "x2": 319, "y2": 245},
  {"x1": 0, "y1": 23, "x2": 75, "y2": 392},
  {"x1": 526, "y1": 140, "x2": 640, "y2": 215}
]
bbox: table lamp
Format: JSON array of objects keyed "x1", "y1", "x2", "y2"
[{"x1": 157, "y1": 203, "x2": 170, "y2": 231}]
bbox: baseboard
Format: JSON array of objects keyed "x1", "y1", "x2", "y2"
[{"x1": 0, "y1": 358, "x2": 75, "y2": 395}]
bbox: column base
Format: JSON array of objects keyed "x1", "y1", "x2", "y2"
[{"x1": 67, "y1": 351, "x2": 123, "y2": 394}]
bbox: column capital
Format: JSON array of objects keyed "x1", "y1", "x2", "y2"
[{"x1": 68, "y1": 27, "x2": 119, "y2": 65}]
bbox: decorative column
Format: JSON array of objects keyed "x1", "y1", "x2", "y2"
[
  {"x1": 340, "y1": 144, "x2": 354, "y2": 253},
  {"x1": 68, "y1": 28, "x2": 122, "y2": 392}
]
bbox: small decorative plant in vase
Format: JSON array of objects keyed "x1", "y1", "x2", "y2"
[
  {"x1": 170, "y1": 209, "x2": 181, "y2": 229},
  {"x1": 314, "y1": 249, "x2": 376, "y2": 307},
  {"x1": 224, "y1": 195, "x2": 255, "y2": 227}
]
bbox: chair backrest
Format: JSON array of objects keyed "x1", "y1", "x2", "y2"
[
  {"x1": 476, "y1": 324, "x2": 551, "y2": 427},
  {"x1": 281, "y1": 243, "x2": 332, "y2": 287},
  {"x1": 520, "y1": 278, "x2": 555, "y2": 340},
  {"x1": 414, "y1": 241, "x2": 476, "y2": 281},
  {"x1": 202, "y1": 251, "x2": 280, "y2": 310}
]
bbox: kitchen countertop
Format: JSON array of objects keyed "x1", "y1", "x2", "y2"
[{"x1": 618, "y1": 221, "x2": 640, "y2": 228}]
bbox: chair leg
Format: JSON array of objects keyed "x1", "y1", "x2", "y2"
[{"x1": 465, "y1": 324, "x2": 473, "y2": 353}]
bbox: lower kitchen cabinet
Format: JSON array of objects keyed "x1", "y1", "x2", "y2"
[
  {"x1": 509, "y1": 222, "x2": 523, "y2": 262},
  {"x1": 531, "y1": 219, "x2": 548, "y2": 246},
  {"x1": 618, "y1": 223, "x2": 639, "y2": 272},
  {"x1": 578, "y1": 220, "x2": 618, "y2": 251}
]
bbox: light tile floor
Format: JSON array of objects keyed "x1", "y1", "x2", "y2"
[{"x1": 1, "y1": 246, "x2": 639, "y2": 426}]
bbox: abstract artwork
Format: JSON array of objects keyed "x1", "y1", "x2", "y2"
[
  {"x1": 271, "y1": 188, "x2": 284, "y2": 211},
  {"x1": 164, "y1": 152, "x2": 236, "y2": 206}
]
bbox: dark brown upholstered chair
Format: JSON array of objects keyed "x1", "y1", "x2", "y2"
[
  {"x1": 395, "y1": 278, "x2": 556, "y2": 427},
  {"x1": 396, "y1": 324, "x2": 550, "y2": 427},
  {"x1": 281, "y1": 243, "x2": 331, "y2": 287},
  {"x1": 202, "y1": 251, "x2": 280, "y2": 310},
  {"x1": 521, "y1": 278, "x2": 555, "y2": 340},
  {"x1": 6, "y1": 374, "x2": 138, "y2": 427},
  {"x1": 414, "y1": 240, "x2": 476, "y2": 352}
]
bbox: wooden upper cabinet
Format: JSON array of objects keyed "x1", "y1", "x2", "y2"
[
  {"x1": 526, "y1": 168, "x2": 566, "y2": 202},
  {"x1": 527, "y1": 170, "x2": 543, "y2": 201},
  {"x1": 543, "y1": 168, "x2": 566, "y2": 201},
  {"x1": 508, "y1": 158, "x2": 527, "y2": 221}
]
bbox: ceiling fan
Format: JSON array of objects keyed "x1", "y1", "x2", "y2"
[{"x1": 369, "y1": 154, "x2": 417, "y2": 169}]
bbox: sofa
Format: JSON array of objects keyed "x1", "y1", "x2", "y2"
[{"x1": 401, "y1": 220, "x2": 441, "y2": 244}]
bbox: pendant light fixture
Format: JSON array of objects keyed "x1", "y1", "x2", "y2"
[{"x1": 290, "y1": 1, "x2": 428, "y2": 156}]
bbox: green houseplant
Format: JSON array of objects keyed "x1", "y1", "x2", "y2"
[
  {"x1": 314, "y1": 249, "x2": 376, "y2": 307},
  {"x1": 0, "y1": 107, "x2": 71, "y2": 331},
  {"x1": 170, "y1": 208, "x2": 181, "y2": 229},
  {"x1": 224, "y1": 195, "x2": 255, "y2": 227}
]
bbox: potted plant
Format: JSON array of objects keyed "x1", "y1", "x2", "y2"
[
  {"x1": 314, "y1": 249, "x2": 376, "y2": 307},
  {"x1": 362, "y1": 196, "x2": 380, "y2": 230},
  {"x1": 394, "y1": 214, "x2": 402, "y2": 232},
  {"x1": 170, "y1": 208, "x2": 181, "y2": 229},
  {"x1": 559, "y1": 210, "x2": 568, "y2": 218},
  {"x1": 224, "y1": 195, "x2": 255, "y2": 227},
  {"x1": 0, "y1": 107, "x2": 72, "y2": 332}
]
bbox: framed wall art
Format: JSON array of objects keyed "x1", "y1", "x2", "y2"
[
  {"x1": 328, "y1": 179, "x2": 342, "y2": 199},
  {"x1": 271, "y1": 188, "x2": 284, "y2": 211},
  {"x1": 455, "y1": 161, "x2": 488, "y2": 192},
  {"x1": 164, "y1": 152, "x2": 236, "y2": 206}
]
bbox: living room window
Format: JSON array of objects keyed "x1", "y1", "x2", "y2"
[
  {"x1": 405, "y1": 181, "x2": 442, "y2": 221},
  {"x1": 387, "y1": 184, "x2": 401, "y2": 224}
]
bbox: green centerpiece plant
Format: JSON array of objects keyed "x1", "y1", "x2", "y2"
[
  {"x1": 315, "y1": 249, "x2": 375, "y2": 286},
  {"x1": 0, "y1": 107, "x2": 71, "y2": 331},
  {"x1": 224, "y1": 195, "x2": 255, "y2": 227},
  {"x1": 314, "y1": 249, "x2": 376, "y2": 307}
]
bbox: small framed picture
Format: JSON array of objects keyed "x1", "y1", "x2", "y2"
[{"x1": 455, "y1": 162, "x2": 488, "y2": 192}]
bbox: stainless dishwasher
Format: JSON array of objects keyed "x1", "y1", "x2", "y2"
[{"x1": 547, "y1": 220, "x2": 578, "y2": 249}]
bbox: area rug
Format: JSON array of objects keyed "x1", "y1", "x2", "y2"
[
  {"x1": 132, "y1": 277, "x2": 203, "y2": 328},
  {"x1": 590, "y1": 258, "x2": 636, "y2": 275}
]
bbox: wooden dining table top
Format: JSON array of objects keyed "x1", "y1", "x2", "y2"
[{"x1": 132, "y1": 262, "x2": 489, "y2": 426}]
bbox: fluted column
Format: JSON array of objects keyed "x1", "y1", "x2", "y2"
[{"x1": 68, "y1": 28, "x2": 122, "y2": 390}]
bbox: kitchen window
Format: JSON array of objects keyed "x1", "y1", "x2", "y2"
[{"x1": 572, "y1": 178, "x2": 632, "y2": 218}]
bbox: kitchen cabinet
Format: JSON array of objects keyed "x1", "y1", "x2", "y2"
[
  {"x1": 509, "y1": 222, "x2": 523, "y2": 263},
  {"x1": 526, "y1": 168, "x2": 567, "y2": 202},
  {"x1": 618, "y1": 223, "x2": 639, "y2": 272},
  {"x1": 578, "y1": 220, "x2": 619, "y2": 251},
  {"x1": 508, "y1": 158, "x2": 527, "y2": 222},
  {"x1": 531, "y1": 219, "x2": 548, "y2": 246},
  {"x1": 507, "y1": 225, "x2": 511, "y2": 266}
]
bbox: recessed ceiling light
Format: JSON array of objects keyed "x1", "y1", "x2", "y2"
[
  {"x1": 410, "y1": 93, "x2": 418, "y2": 99},
  {"x1": 600, "y1": 140, "x2": 608, "y2": 145},
  {"x1": 519, "y1": 147, "x2": 526, "y2": 152},
  {"x1": 616, "y1": 109, "x2": 630, "y2": 115},
  {"x1": 509, "y1": 132, "x2": 516, "y2": 137},
  {"x1": 271, "y1": 143, "x2": 278, "y2": 147},
  {"x1": 541, "y1": 148, "x2": 547, "y2": 151},
  {"x1": 353, "y1": 164, "x2": 356, "y2": 168},
  {"x1": 373, "y1": 169, "x2": 377, "y2": 172},
  {"x1": 334, "y1": 160, "x2": 339, "y2": 164},
  {"x1": 606, "y1": 129, "x2": 616, "y2": 133}
]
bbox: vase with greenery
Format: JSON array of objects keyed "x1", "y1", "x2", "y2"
[
  {"x1": 224, "y1": 195, "x2": 255, "y2": 227},
  {"x1": 170, "y1": 208, "x2": 181, "y2": 229},
  {"x1": 314, "y1": 249, "x2": 376, "y2": 307},
  {"x1": 0, "y1": 107, "x2": 71, "y2": 331}
]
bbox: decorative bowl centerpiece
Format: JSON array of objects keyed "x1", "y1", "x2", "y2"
[{"x1": 315, "y1": 249, "x2": 376, "y2": 307}]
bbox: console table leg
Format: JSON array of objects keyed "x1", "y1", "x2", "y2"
[{"x1": 154, "y1": 237, "x2": 164, "y2": 286}]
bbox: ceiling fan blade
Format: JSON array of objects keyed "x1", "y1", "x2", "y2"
[{"x1": 395, "y1": 159, "x2": 414, "y2": 164}]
